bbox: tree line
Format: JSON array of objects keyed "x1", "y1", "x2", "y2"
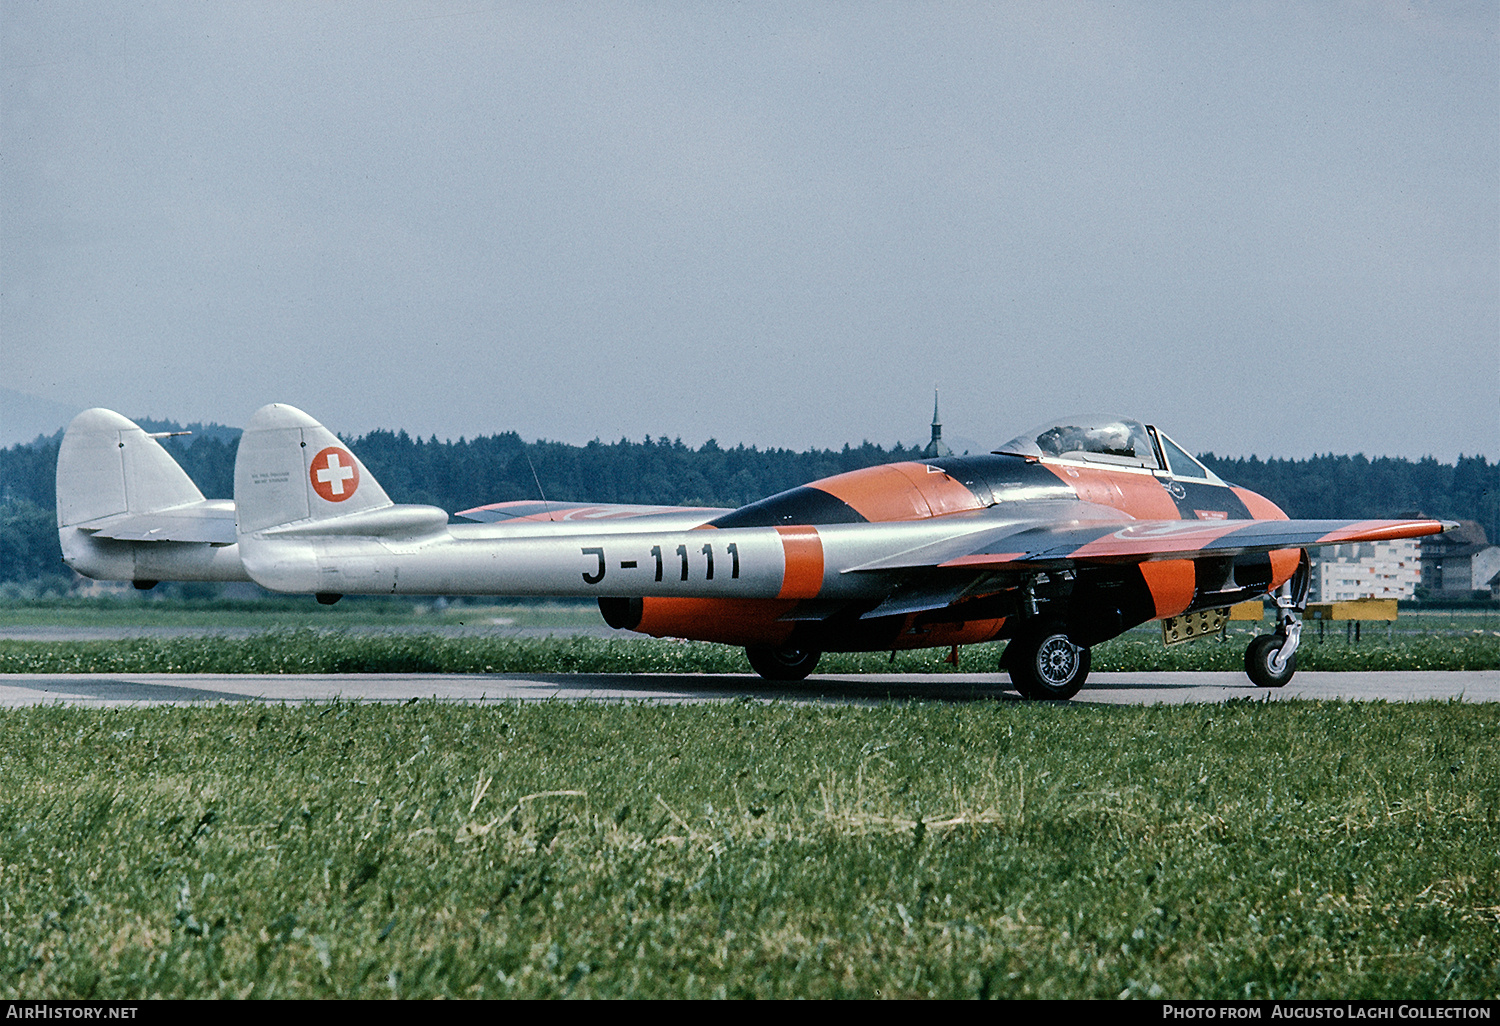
[{"x1": 1, "y1": 423, "x2": 1494, "y2": 589}]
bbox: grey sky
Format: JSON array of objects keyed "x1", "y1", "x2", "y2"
[{"x1": 4, "y1": 1, "x2": 1496, "y2": 461}]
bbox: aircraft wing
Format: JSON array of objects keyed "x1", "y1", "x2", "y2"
[
  {"x1": 457, "y1": 500, "x2": 731, "y2": 526},
  {"x1": 848, "y1": 517, "x2": 1454, "y2": 575}
]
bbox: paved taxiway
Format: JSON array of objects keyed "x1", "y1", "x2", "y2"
[
  {"x1": 1, "y1": 670, "x2": 1495, "y2": 707},
  {"x1": 0, "y1": 624, "x2": 624, "y2": 643}
]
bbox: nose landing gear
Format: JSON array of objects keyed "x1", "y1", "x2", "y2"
[
  {"x1": 1246, "y1": 551, "x2": 1309, "y2": 689},
  {"x1": 1246, "y1": 632, "x2": 1298, "y2": 688}
]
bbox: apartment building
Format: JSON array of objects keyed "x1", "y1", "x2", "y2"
[{"x1": 1308, "y1": 538, "x2": 1421, "y2": 602}]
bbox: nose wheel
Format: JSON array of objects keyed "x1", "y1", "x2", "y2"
[
  {"x1": 1246, "y1": 551, "x2": 1309, "y2": 689},
  {"x1": 1245, "y1": 633, "x2": 1297, "y2": 688}
]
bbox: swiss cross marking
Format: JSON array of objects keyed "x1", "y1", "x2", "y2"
[{"x1": 310, "y1": 447, "x2": 360, "y2": 503}]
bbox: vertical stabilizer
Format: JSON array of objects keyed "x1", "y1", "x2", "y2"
[
  {"x1": 56, "y1": 409, "x2": 205, "y2": 527},
  {"x1": 233, "y1": 403, "x2": 393, "y2": 535}
]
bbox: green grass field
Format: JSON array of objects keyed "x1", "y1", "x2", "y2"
[
  {"x1": 1, "y1": 625, "x2": 1496, "y2": 675},
  {"x1": 2, "y1": 700, "x2": 1496, "y2": 999},
  {"x1": 0, "y1": 598, "x2": 604, "y2": 631},
  {"x1": 1, "y1": 596, "x2": 1495, "y2": 635}
]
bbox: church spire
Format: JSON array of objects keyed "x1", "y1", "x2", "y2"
[{"x1": 923, "y1": 387, "x2": 952, "y2": 458}]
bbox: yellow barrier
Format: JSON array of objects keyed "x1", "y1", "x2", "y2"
[
  {"x1": 1228, "y1": 600, "x2": 1264, "y2": 621},
  {"x1": 1305, "y1": 598, "x2": 1398, "y2": 622}
]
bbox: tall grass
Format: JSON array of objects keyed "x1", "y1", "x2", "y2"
[
  {"x1": 0, "y1": 628, "x2": 1496, "y2": 674},
  {"x1": 1, "y1": 701, "x2": 1496, "y2": 998}
]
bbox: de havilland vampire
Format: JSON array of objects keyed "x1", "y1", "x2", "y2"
[{"x1": 56, "y1": 405, "x2": 1452, "y2": 700}]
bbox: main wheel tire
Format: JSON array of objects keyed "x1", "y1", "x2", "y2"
[
  {"x1": 745, "y1": 645, "x2": 822, "y2": 681},
  {"x1": 1245, "y1": 634, "x2": 1296, "y2": 688},
  {"x1": 1007, "y1": 624, "x2": 1090, "y2": 700}
]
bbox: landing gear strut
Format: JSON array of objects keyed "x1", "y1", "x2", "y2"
[{"x1": 1246, "y1": 552, "x2": 1309, "y2": 689}]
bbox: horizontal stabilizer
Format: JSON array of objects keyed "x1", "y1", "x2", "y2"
[
  {"x1": 261, "y1": 503, "x2": 449, "y2": 537},
  {"x1": 74, "y1": 500, "x2": 238, "y2": 544},
  {"x1": 458, "y1": 500, "x2": 730, "y2": 525}
]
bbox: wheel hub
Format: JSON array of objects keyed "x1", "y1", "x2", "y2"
[{"x1": 1036, "y1": 635, "x2": 1078, "y2": 686}]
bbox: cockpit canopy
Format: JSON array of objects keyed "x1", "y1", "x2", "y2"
[{"x1": 995, "y1": 414, "x2": 1221, "y2": 482}]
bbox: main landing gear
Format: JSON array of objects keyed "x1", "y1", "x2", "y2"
[
  {"x1": 1006, "y1": 619, "x2": 1091, "y2": 700},
  {"x1": 1245, "y1": 551, "x2": 1310, "y2": 689},
  {"x1": 745, "y1": 644, "x2": 822, "y2": 681}
]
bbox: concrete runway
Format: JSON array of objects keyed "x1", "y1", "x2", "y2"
[
  {"x1": 1, "y1": 670, "x2": 1496, "y2": 707},
  {"x1": 0, "y1": 624, "x2": 625, "y2": 642}
]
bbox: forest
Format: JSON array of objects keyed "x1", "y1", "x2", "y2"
[{"x1": 1, "y1": 420, "x2": 1495, "y2": 589}]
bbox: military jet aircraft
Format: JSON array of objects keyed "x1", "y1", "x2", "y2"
[{"x1": 56, "y1": 404, "x2": 1451, "y2": 699}]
